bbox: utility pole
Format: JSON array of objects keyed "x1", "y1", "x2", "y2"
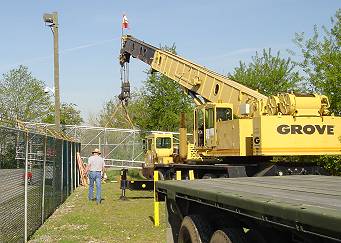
[{"x1": 43, "y1": 12, "x2": 61, "y2": 131}]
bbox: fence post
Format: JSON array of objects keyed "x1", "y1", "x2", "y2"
[
  {"x1": 132, "y1": 131, "x2": 135, "y2": 161},
  {"x1": 153, "y1": 170, "x2": 160, "y2": 227},
  {"x1": 70, "y1": 142, "x2": 73, "y2": 192},
  {"x1": 60, "y1": 140, "x2": 64, "y2": 202},
  {"x1": 75, "y1": 144, "x2": 79, "y2": 188},
  {"x1": 74, "y1": 143, "x2": 77, "y2": 190},
  {"x1": 41, "y1": 135, "x2": 47, "y2": 224},
  {"x1": 24, "y1": 132, "x2": 29, "y2": 242},
  {"x1": 66, "y1": 141, "x2": 69, "y2": 196}
]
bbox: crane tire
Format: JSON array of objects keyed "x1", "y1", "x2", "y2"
[
  {"x1": 209, "y1": 228, "x2": 246, "y2": 243},
  {"x1": 178, "y1": 215, "x2": 212, "y2": 243}
]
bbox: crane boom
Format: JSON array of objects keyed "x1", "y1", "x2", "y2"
[{"x1": 120, "y1": 35, "x2": 267, "y2": 116}]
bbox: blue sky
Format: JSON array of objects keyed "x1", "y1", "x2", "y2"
[{"x1": 0, "y1": 1, "x2": 339, "y2": 123}]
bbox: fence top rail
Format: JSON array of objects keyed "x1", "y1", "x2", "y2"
[
  {"x1": 19, "y1": 122, "x2": 193, "y2": 136},
  {"x1": 0, "y1": 121, "x2": 78, "y2": 143}
]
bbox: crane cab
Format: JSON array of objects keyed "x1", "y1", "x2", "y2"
[
  {"x1": 194, "y1": 103, "x2": 233, "y2": 148},
  {"x1": 143, "y1": 133, "x2": 174, "y2": 168},
  {"x1": 194, "y1": 102, "x2": 254, "y2": 157}
]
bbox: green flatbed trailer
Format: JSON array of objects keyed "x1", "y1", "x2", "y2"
[{"x1": 156, "y1": 175, "x2": 341, "y2": 243}]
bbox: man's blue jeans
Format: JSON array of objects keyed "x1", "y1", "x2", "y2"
[{"x1": 88, "y1": 171, "x2": 101, "y2": 203}]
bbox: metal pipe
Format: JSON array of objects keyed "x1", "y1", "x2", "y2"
[
  {"x1": 70, "y1": 142, "x2": 73, "y2": 192},
  {"x1": 60, "y1": 140, "x2": 64, "y2": 202},
  {"x1": 41, "y1": 135, "x2": 47, "y2": 224},
  {"x1": 179, "y1": 113, "x2": 187, "y2": 161},
  {"x1": 24, "y1": 132, "x2": 29, "y2": 242},
  {"x1": 74, "y1": 143, "x2": 77, "y2": 190},
  {"x1": 66, "y1": 142, "x2": 69, "y2": 196}
]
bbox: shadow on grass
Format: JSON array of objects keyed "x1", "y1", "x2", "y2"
[{"x1": 126, "y1": 196, "x2": 154, "y2": 199}]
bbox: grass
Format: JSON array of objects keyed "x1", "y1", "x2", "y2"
[
  {"x1": 29, "y1": 173, "x2": 166, "y2": 243},
  {"x1": 105, "y1": 169, "x2": 145, "y2": 181}
]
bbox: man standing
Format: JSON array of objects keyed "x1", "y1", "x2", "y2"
[{"x1": 86, "y1": 148, "x2": 105, "y2": 204}]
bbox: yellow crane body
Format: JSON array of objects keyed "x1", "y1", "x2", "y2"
[
  {"x1": 253, "y1": 115, "x2": 341, "y2": 156},
  {"x1": 120, "y1": 35, "x2": 341, "y2": 160}
]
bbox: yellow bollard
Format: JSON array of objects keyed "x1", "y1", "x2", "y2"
[
  {"x1": 153, "y1": 170, "x2": 160, "y2": 227},
  {"x1": 189, "y1": 170, "x2": 194, "y2": 180},
  {"x1": 176, "y1": 170, "x2": 181, "y2": 180}
]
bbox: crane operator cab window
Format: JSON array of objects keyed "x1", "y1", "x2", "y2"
[
  {"x1": 195, "y1": 106, "x2": 233, "y2": 147},
  {"x1": 216, "y1": 108, "x2": 232, "y2": 122},
  {"x1": 205, "y1": 108, "x2": 215, "y2": 146},
  {"x1": 156, "y1": 137, "x2": 172, "y2": 149},
  {"x1": 147, "y1": 138, "x2": 152, "y2": 151},
  {"x1": 196, "y1": 109, "x2": 205, "y2": 147}
]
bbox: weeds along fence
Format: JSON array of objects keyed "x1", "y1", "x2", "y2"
[{"x1": 0, "y1": 123, "x2": 80, "y2": 243}]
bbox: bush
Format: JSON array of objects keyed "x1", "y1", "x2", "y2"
[{"x1": 316, "y1": 155, "x2": 341, "y2": 176}]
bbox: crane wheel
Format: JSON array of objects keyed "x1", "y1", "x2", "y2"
[
  {"x1": 209, "y1": 228, "x2": 246, "y2": 243},
  {"x1": 178, "y1": 215, "x2": 212, "y2": 243}
]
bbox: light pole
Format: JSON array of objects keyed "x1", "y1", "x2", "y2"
[{"x1": 43, "y1": 12, "x2": 61, "y2": 131}]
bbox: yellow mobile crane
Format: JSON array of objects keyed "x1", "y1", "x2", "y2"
[{"x1": 119, "y1": 35, "x2": 341, "y2": 178}]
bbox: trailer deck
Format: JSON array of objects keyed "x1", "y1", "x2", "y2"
[{"x1": 156, "y1": 175, "x2": 341, "y2": 241}]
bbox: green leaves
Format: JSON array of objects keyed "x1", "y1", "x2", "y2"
[
  {"x1": 0, "y1": 66, "x2": 83, "y2": 125},
  {"x1": 292, "y1": 9, "x2": 341, "y2": 174},
  {"x1": 229, "y1": 49, "x2": 302, "y2": 96},
  {"x1": 135, "y1": 72, "x2": 194, "y2": 132},
  {"x1": 131, "y1": 44, "x2": 194, "y2": 132},
  {"x1": 0, "y1": 65, "x2": 51, "y2": 122},
  {"x1": 294, "y1": 9, "x2": 341, "y2": 115},
  {"x1": 43, "y1": 103, "x2": 83, "y2": 125}
]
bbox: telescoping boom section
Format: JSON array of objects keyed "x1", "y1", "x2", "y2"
[
  {"x1": 119, "y1": 35, "x2": 267, "y2": 116},
  {"x1": 119, "y1": 35, "x2": 341, "y2": 157}
]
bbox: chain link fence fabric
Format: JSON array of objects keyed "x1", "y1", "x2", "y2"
[{"x1": 0, "y1": 126, "x2": 80, "y2": 242}]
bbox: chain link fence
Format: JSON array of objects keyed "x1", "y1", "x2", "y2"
[
  {"x1": 18, "y1": 122, "x2": 193, "y2": 169},
  {"x1": 0, "y1": 125, "x2": 80, "y2": 242}
]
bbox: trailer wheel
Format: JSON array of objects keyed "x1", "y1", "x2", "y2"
[
  {"x1": 209, "y1": 228, "x2": 246, "y2": 243},
  {"x1": 158, "y1": 170, "x2": 165, "y2": 180},
  {"x1": 245, "y1": 229, "x2": 266, "y2": 243},
  {"x1": 178, "y1": 215, "x2": 212, "y2": 243}
]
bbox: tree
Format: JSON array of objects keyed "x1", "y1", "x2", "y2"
[
  {"x1": 293, "y1": 9, "x2": 341, "y2": 175},
  {"x1": 131, "y1": 44, "x2": 194, "y2": 132},
  {"x1": 229, "y1": 49, "x2": 302, "y2": 96},
  {"x1": 0, "y1": 65, "x2": 52, "y2": 121},
  {"x1": 43, "y1": 103, "x2": 83, "y2": 125},
  {"x1": 293, "y1": 9, "x2": 341, "y2": 115},
  {"x1": 132, "y1": 71, "x2": 194, "y2": 132},
  {"x1": 96, "y1": 97, "x2": 136, "y2": 128}
]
